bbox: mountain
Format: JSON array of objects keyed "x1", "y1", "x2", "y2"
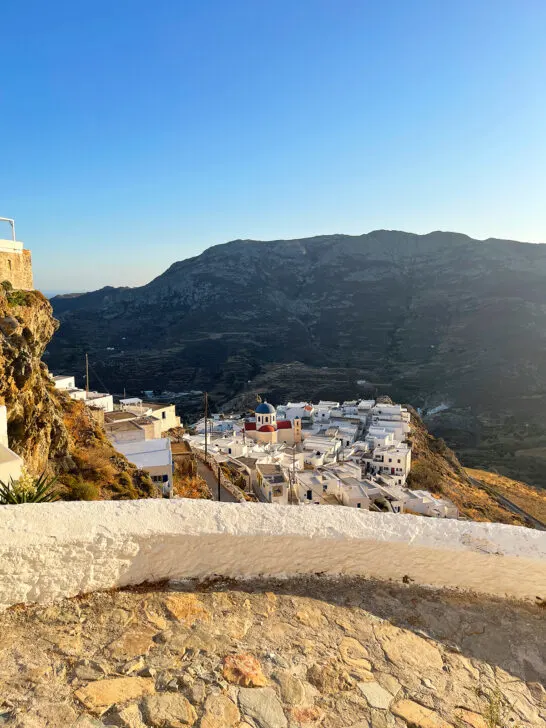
[{"x1": 48, "y1": 230, "x2": 546, "y2": 488}]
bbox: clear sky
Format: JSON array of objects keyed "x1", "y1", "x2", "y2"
[{"x1": 2, "y1": 1, "x2": 546, "y2": 292}]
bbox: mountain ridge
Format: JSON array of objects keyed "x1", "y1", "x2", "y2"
[{"x1": 48, "y1": 229, "x2": 546, "y2": 488}]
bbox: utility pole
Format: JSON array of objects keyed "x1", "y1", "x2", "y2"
[
  {"x1": 204, "y1": 391, "x2": 208, "y2": 460},
  {"x1": 291, "y1": 446, "x2": 297, "y2": 504},
  {"x1": 85, "y1": 353, "x2": 89, "y2": 394}
]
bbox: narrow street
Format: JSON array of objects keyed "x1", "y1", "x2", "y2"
[
  {"x1": 196, "y1": 459, "x2": 239, "y2": 503},
  {"x1": 171, "y1": 441, "x2": 239, "y2": 503}
]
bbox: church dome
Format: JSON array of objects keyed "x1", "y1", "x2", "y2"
[
  {"x1": 259, "y1": 424, "x2": 276, "y2": 433},
  {"x1": 256, "y1": 402, "x2": 276, "y2": 414}
]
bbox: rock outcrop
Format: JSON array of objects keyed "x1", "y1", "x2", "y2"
[
  {"x1": 0, "y1": 286, "x2": 154, "y2": 498},
  {"x1": 0, "y1": 287, "x2": 68, "y2": 473}
]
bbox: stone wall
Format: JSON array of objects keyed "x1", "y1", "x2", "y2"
[
  {"x1": 192, "y1": 446, "x2": 247, "y2": 502},
  {"x1": 0, "y1": 500, "x2": 545, "y2": 610},
  {"x1": 0, "y1": 250, "x2": 33, "y2": 290}
]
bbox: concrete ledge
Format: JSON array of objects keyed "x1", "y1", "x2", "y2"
[{"x1": 0, "y1": 500, "x2": 545, "y2": 609}]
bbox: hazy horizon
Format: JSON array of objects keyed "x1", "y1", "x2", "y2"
[{"x1": 2, "y1": 0, "x2": 546, "y2": 291}]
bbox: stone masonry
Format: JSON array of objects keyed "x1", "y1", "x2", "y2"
[
  {"x1": 0, "y1": 249, "x2": 33, "y2": 290},
  {"x1": 0, "y1": 576, "x2": 544, "y2": 727}
]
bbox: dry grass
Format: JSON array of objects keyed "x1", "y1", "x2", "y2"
[
  {"x1": 407, "y1": 408, "x2": 526, "y2": 526},
  {"x1": 466, "y1": 467, "x2": 546, "y2": 524},
  {"x1": 173, "y1": 475, "x2": 211, "y2": 499}
]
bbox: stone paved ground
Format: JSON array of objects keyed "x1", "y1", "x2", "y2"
[{"x1": 0, "y1": 577, "x2": 544, "y2": 727}]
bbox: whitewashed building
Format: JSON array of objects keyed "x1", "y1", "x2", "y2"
[
  {"x1": 405, "y1": 490, "x2": 459, "y2": 518},
  {"x1": 255, "y1": 463, "x2": 289, "y2": 505},
  {"x1": 119, "y1": 399, "x2": 180, "y2": 433},
  {"x1": 115, "y1": 438, "x2": 173, "y2": 497},
  {"x1": 51, "y1": 373, "x2": 113, "y2": 412}
]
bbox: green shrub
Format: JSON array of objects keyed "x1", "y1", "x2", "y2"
[
  {"x1": 135, "y1": 471, "x2": 157, "y2": 498},
  {"x1": 118, "y1": 471, "x2": 133, "y2": 488},
  {"x1": 1, "y1": 280, "x2": 13, "y2": 292},
  {"x1": 6, "y1": 289, "x2": 29, "y2": 307},
  {"x1": 61, "y1": 475, "x2": 100, "y2": 501},
  {"x1": 111, "y1": 479, "x2": 139, "y2": 500}
]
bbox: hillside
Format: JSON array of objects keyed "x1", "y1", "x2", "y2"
[
  {"x1": 466, "y1": 467, "x2": 546, "y2": 525},
  {"x1": 0, "y1": 285, "x2": 157, "y2": 500},
  {"x1": 48, "y1": 229, "x2": 546, "y2": 488},
  {"x1": 406, "y1": 406, "x2": 530, "y2": 526}
]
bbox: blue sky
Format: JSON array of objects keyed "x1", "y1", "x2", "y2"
[{"x1": 2, "y1": 1, "x2": 546, "y2": 292}]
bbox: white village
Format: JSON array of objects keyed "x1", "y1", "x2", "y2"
[
  {"x1": 2, "y1": 370, "x2": 457, "y2": 518},
  {"x1": 19, "y1": 367, "x2": 459, "y2": 519},
  {"x1": 187, "y1": 398, "x2": 459, "y2": 518},
  {"x1": 25, "y1": 373, "x2": 458, "y2": 518}
]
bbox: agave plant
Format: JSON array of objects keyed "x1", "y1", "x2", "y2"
[{"x1": 0, "y1": 471, "x2": 59, "y2": 504}]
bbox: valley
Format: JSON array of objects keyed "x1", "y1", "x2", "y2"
[{"x1": 47, "y1": 230, "x2": 546, "y2": 490}]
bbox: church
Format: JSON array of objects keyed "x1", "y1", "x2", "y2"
[{"x1": 244, "y1": 402, "x2": 302, "y2": 445}]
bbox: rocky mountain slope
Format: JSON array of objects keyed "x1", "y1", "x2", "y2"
[
  {"x1": 0, "y1": 286, "x2": 156, "y2": 499},
  {"x1": 48, "y1": 230, "x2": 546, "y2": 487}
]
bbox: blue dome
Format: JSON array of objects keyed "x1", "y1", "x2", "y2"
[{"x1": 256, "y1": 401, "x2": 276, "y2": 414}]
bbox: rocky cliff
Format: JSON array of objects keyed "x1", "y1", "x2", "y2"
[
  {"x1": 48, "y1": 230, "x2": 546, "y2": 489},
  {"x1": 0, "y1": 285, "x2": 154, "y2": 498}
]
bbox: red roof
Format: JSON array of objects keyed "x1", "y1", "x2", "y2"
[
  {"x1": 277, "y1": 420, "x2": 293, "y2": 430},
  {"x1": 244, "y1": 422, "x2": 256, "y2": 431},
  {"x1": 259, "y1": 424, "x2": 276, "y2": 433}
]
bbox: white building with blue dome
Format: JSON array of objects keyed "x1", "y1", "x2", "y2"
[{"x1": 244, "y1": 401, "x2": 302, "y2": 445}]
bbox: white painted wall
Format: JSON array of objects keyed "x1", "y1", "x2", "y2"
[
  {"x1": 53, "y1": 375, "x2": 76, "y2": 390},
  {"x1": 0, "y1": 239, "x2": 23, "y2": 253},
  {"x1": 0, "y1": 500, "x2": 544, "y2": 610}
]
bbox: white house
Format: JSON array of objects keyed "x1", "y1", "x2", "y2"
[
  {"x1": 51, "y1": 373, "x2": 114, "y2": 412},
  {"x1": 294, "y1": 470, "x2": 341, "y2": 505},
  {"x1": 52, "y1": 375, "x2": 76, "y2": 390},
  {"x1": 0, "y1": 405, "x2": 23, "y2": 485},
  {"x1": 301, "y1": 434, "x2": 340, "y2": 467},
  {"x1": 115, "y1": 438, "x2": 174, "y2": 497},
  {"x1": 120, "y1": 399, "x2": 180, "y2": 433},
  {"x1": 339, "y1": 479, "x2": 372, "y2": 509},
  {"x1": 255, "y1": 463, "x2": 289, "y2": 505},
  {"x1": 361, "y1": 443, "x2": 411, "y2": 485},
  {"x1": 405, "y1": 490, "x2": 459, "y2": 519},
  {"x1": 278, "y1": 402, "x2": 315, "y2": 422}
]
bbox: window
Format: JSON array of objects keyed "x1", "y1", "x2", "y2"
[
  {"x1": 397, "y1": 459, "x2": 401, "y2": 464},
  {"x1": 357, "y1": 503, "x2": 361, "y2": 508},
  {"x1": 388, "y1": 458, "x2": 392, "y2": 463},
  {"x1": 228, "y1": 448, "x2": 231, "y2": 454},
  {"x1": 162, "y1": 411, "x2": 166, "y2": 419},
  {"x1": 307, "y1": 489, "x2": 312, "y2": 500},
  {"x1": 151, "y1": 475, "x2": 164, "y2": 483}
]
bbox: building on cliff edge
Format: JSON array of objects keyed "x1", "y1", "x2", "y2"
[{"x1": 0, "y1": 218, "x2": 33, "y2": 290}]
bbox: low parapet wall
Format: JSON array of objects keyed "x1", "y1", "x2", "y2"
[{"x1": 0, "y1": 500, "x2": 545, "y2": 610}]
